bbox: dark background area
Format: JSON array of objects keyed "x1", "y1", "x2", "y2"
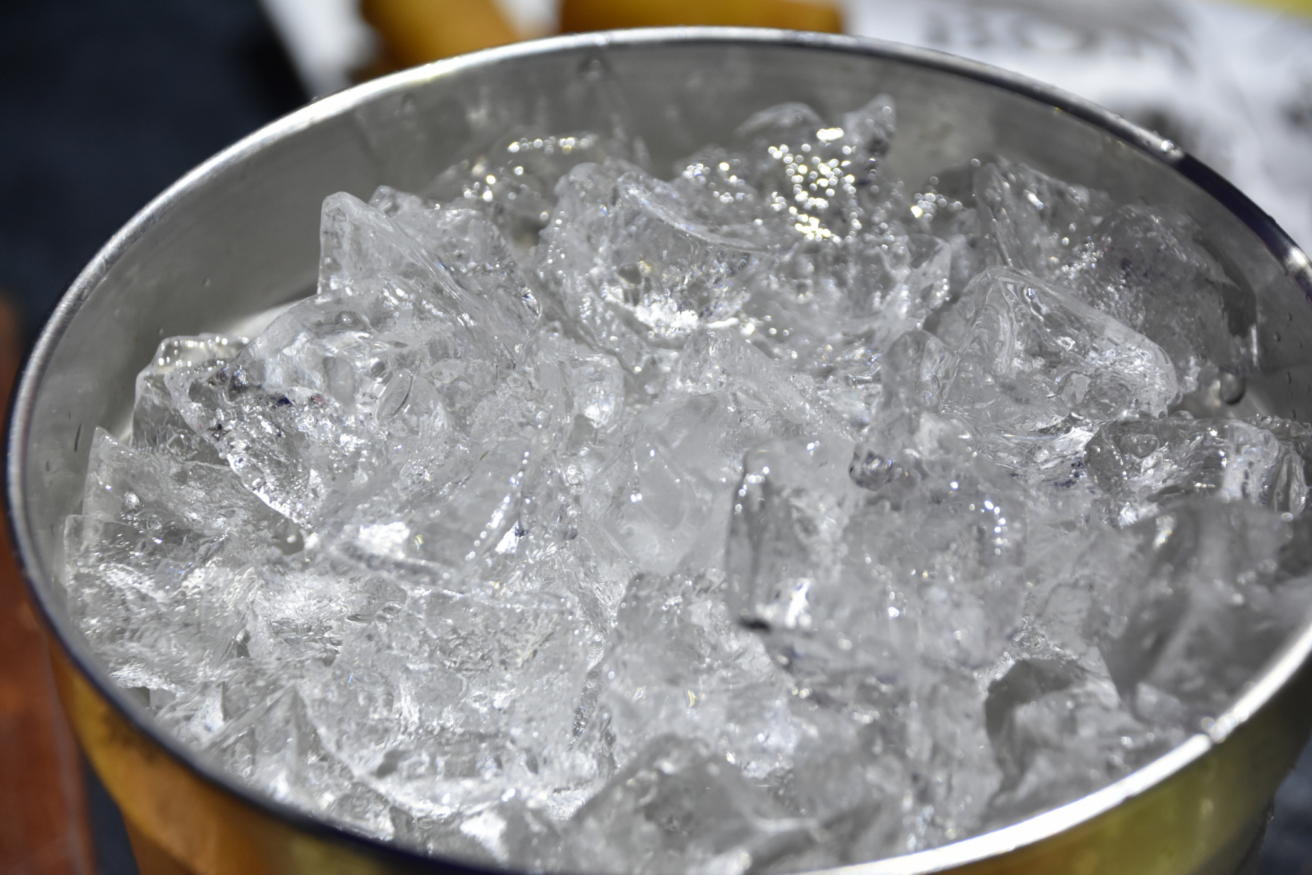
[
  {"x1": 0, "y1": 0, "x2": 306, "y2": 345},
  {"x1": 1, "y1": 1, "x2": 307, "y2": 872},
  {"x1": 1, "y1": 1, "x2": 1310, "y2": 873}
]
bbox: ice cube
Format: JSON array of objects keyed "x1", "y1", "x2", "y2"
[
  {"x1": 1086, "y1": 417, "x2": 1308, "y2": 524},
  {"x1": 368, "y1": 198, "x2": 540, "y2": 351},
  {"x1": 324, "y1": 193, "x2": 541, "y2": 368},
  {"x1": 838, "y1": 462, "x2": 1028, "y2": 672},
  {"x1": 64, "y1": 515, "x2": 230, "y2": 688},
  {"x1": 425, "y1": 130, "x2": 623, "y2": 251},
  {"x1": 724, "y1": 439, "x2": 860, "y2": 631},
  {"x1": 245, "y1": 686, "x2": 397, "y2": 839},
  {"x1": 982, "y1": 658, "x2": 1173, "y2": 827},
  {"x1": 79, "y1": 429, "x2": 301, "y2": 559},
  {"x1": 735, "y1": 96, "x2": 897, "y2": 244},
  {"x1": 971, "y1": 157, "x2": 1111, "y2": 279},
  {"x1": 1069, "y1": 205, "x2": 1259, "y2": 391},
  {"x1": 674, "y1": 329, "x2": 853, "y2": 461},
  {"x1": 334, "y1": 435, "x2": 545, "y2": 587},
  {"x1": 742, "y1": 232, "x2": 952, "y2": 390},
  {"x1": 180, "y1": 194, "x2": 541, "y2": 527},
  {"x1": 583, "y1": 573, "x2": 802, "y2": 784},
  {"x1": 935, "y1": 267, "x2": 1179, "y2": 432},
  {"x1": 537, "y1": 331, "x2": 626, "y2": 431},
  {"x1": 303, "y1": 587, "x2": 591, "y2": 817},
  {"x1": 566, "y1": 735, "x2": 814, "y2": 875},
  {"x1": 1092, "y1": 499, "x2": 1309, "y2": 722},
  {"x1": 584, "y1": 393, "x2": 740, "y2": 576},
  {"x1": 543, "y1": 164, "x2": 765, "y2": 360},
  {"x1": 764, "y1": 749, "x2": 905, "y2": 869},
  {"x1": 132, "y1": 335, "x2": 246, "y2": 464},
  {"x1": 673, "y1": 147, "x2": 765, "y2": 231},
  {"x1": 901, "y1": 668, "x2": 1001, "y2": 848}
]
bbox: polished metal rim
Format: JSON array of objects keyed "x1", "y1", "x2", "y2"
[{"x1": 8, "y1": 26, "x2": 1312, "y2": 874}]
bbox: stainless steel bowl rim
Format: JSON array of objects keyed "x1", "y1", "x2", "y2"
[{"x1": 8, "y1": 26, "x2": 1312, "y2": 875}]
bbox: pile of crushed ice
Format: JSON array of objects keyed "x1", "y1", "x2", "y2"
[{"x1": 65, "y1": 94, "x2": 1312, "y2": 873}]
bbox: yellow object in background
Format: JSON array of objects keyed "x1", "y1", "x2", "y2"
[
  {"x1": 359, "y1": 0, "x2": 519, "y2": 68},
  {"x1": 560, "y1": 0, "x2": 843, "y2": 33},
  {"x1": 356, "y1": 0, "x2": 1299, "y2": 81},
  {"x1": 1242, "y1": 0, "x2": 1312, "y2": 14},
  {"x1": 359, "y1": 0, "x2": 843, "y2": 69}
]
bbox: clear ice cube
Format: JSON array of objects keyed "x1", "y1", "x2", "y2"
[
  {"x1": 180, "y1": 194, "x2": 539, "y2": 527},
  {"x1": 584, "y1": 393, "x2": 741, "y2": 576},
  {"x1": 541, "y1": 163, "x2": 765, "y2": 368},
  {"x1": 971, "y1": 156, "x2": 1111, "y2": 279},
  {"x1": 1086, "y1": 417, "x2": 1308, "y2": 524},
  {"x1": 426, "y1": 130, "x2": 625, "y2": 251},
  {"x1": 1092, "y1": 499, "x2": 1309, "y2": 721},
  {"x1": 1069, "y1": 205, "x2": 1260, "y2": 391},
  {"x1": 724, "y1": 439, "x2": 859, "y2": 632},
  {"x1": 567, "y1": 735, "x2": 814, "y2": 875},
  {"x1": 583, "y1": 573, "x2": 802, "y2": 784},
  {"x1": 935, "y1": 267, "x2": 1179, "y2": 432},
  {"x1": 133, "y1": 335, "x2": 246, "y2": 464},
  {"x1": 734, "y1": 95, "x2": 897, "y2": 245},
  {"x1": 982, "y1": 659, "x2": 1171, "y2": 826},
  {"x1": 303, "y1": 587, "x2": 591, "y2": 817}
]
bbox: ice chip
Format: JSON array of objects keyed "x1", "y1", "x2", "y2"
[
  {"x1": 79, "y1": 428, "x2": 302, "y2": 566},
  {"x1": 935, "y1": 267, "x2": 1179, "y2": 432},
  {"x1": 330, "y1": 193, "x2": 541, "y2": 365},
  {"x1": 585, "y1": 394, "x2": 741, "y2": 576},
  {"x1": 725, "y1": 439, "x2": 859, "y2": 631},
  {"x1": 983, "y1": 660, "x2": 1169, "y2": 825},
  {"x1": 600, "y1": 172, "x2": 762, "y2": 340},
  {"x1": 584, "y1": 573, "x2": 802, "y2": 782},
  {"x1": 735, "y1": 102, "x2": 827, "y2": 151},
  {"x1": 1070, "y1": 205, "x2": 1259, "y2": 390},
  {"x1": 567, "y1": 735, "x2": 814, "y2": 875},
  {"x1": 425, "y1": 130, "x2": 625, "y2": 250},
  {"x1": 245, "y1": 686, "x2": 397, "y2": 838},
  {"x1": 855, "y1": 235, "x2": 953, "y2": 328},
  {"x1": 133, "y1": 335, "x2": 246, "y2": 464},
  {"x1": 335, "y1": 437, "x2": 539, "y2": 586},
  {"x1": 735, "y1": 95, "x2": 896, "y2": 244},
  {"x1": 535, "y1": 330, "x2": 626, "y2": 430},
  {"x1": 1093, "y1": 499, "x2": 1309, "y2": 721},
  {"x1": 1086, "y1": 417, "x2": 1308, "y2": 524},
  {"x1": 178, "y1": 193, "x2": 548, "y2": 526},
  {"x1": 839, "y1": 463, "x2": 1028, "y2": 671},
  {"x1": 879, "y1": 329, "x2": 957, "y2": 411},
  {"x1": 304, "y1": 587, "x2": 591, "y2": 817},
  {"x1": 673, "y1": 147, "x2": 764, "y2": 230},
  {"x1": 376, "y1": 202, "x2": 541, "y2": 360},
  {"x1": 971, "y1": 157, "x2": 1111, "y2": 279}
]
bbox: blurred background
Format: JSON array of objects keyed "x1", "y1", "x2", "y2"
[{"x1": 2, "y1": 1, "x2": 1311, "y2": 873}]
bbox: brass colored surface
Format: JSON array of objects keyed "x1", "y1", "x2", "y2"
[
  {"x1": 49, "y1": 650, "x2": 426, "y2": 875},
  {"x1": 125, "y1": 820, "x2": 200, "y2": 875}
]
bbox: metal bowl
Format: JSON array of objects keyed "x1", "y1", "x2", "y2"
[{"x1": 9, "y1": 27, "x2": 1312, "y2": 875}]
